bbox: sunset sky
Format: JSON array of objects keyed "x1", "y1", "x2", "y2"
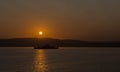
[{"x1": 0, "y1": 0, "x2": 120, "y2": 41}]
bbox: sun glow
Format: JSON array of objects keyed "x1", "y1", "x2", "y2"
[{"x1": 39, "y1": 31, "x2": 43, "y2": 36}]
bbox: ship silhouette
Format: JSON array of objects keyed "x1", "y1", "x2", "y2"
[{"x1": 34, "y1": 44, "x2": 58, "y2": 49}]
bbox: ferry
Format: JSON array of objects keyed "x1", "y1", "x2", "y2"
[{"x1": 34, "y1": 44, "x2": 58, "y2": 49}]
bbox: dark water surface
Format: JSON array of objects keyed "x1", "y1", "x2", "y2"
[{"x1": 0, "y1": 47, "x2": 120, "y2": 72}]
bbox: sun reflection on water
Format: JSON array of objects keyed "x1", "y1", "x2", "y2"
[{"x1": 33, "y1": 50, "x2": 48, "y2": 72}]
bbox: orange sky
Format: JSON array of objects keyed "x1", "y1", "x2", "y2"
[{"x1": 0, "y1": 0, "x2": 120, "y2": 41}]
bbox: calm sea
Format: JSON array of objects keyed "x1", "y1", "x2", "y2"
[{"x1": 0, "y1": 47, "x2": 120, "y2": 72}]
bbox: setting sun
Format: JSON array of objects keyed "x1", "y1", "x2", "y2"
[{"x1": 39, "y1": 31, "x2": 43, "y2": 35}]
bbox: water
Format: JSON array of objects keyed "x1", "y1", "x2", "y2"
[{"x1": 0, "y1": 47, "x2": 120, "y2": 72}]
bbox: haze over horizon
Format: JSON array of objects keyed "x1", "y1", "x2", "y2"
[{"x1": 0, "y1": 0, "x2": 120, "y2": 41}]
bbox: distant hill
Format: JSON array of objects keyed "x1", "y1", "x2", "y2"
[{"x1": 0, "y1": 38, "x2": 120, "y2": 47}]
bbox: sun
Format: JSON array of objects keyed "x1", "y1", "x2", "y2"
[{"x1": 39, "y1": 31, "x2": 43, "y2": 35}]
